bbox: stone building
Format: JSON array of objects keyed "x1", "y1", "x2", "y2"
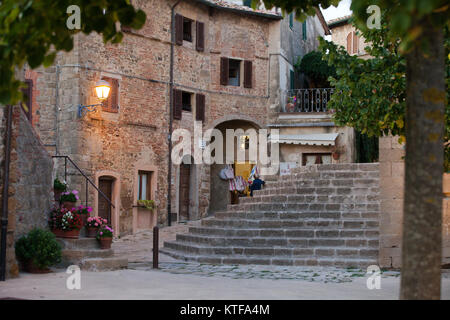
[
  {"x1": 15, "y1": 0, "x2": 340, "y2": 237},
  {"x1": 328, "y1": 15, "x2": 370, "y2": 59}
]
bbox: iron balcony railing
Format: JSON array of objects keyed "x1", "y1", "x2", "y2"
[{"x1": 281, "y1": 88, "x2": 334, "y2": 113}]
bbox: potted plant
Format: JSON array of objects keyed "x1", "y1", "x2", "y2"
[
  {"x1": 75, "y1": 205, "x2": 93, "y2": 227},
  {"x1": 137, "y1": 199, "x2": 155, "y2": 210},
  {"x1": 49, "y1": 208, "x2": 83, "y2": 238},
  {"x1": 15, "y1": 228, "x2": 62, "y2": 273},
  {"x1": 53, "y1": 178, "x2": 67, "y2": 202},
  {"x1": 285, "y1": 96, "x2": 296, "y2": 112},
  {"x1": 96, "y1": 225, "x2": 114, "y2": 249},
  {"x1": 59, "y1": 190, "x2": 79, "y2": 210},
  {"x1": 85, "y1": 216, "x2": 107, "y2": 238}
]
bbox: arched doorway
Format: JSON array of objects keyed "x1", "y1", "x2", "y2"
[
  {"x1": 209, "y1": 119, "x2": 262, "y2": 214},
  {"x1": 94, "y1": 171, "x2": 120, "y2": 236}
]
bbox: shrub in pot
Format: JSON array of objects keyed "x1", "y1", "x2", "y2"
[
  {"x1": 96, "y1": 225, "x2": 114, "y2": 249},
  {"x1": 85, "y1": 216, "x2": 107, "y2": 238},
  {"x1": 53, "y1": 178, "x2": 67, "y2": 202},
  {"x1": 59, "y1": 190, "x2": 79, "y2": 209},
  {"x1": 15, "y1": 228, "x2": 62, "y2": 273}
]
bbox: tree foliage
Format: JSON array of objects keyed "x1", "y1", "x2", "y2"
[
  {"x1": 295, "y1": 50, "x2": 336, "y2": 87},
  {"x1": 0, "y1": 0, "x2": 146, "y2": 105}
]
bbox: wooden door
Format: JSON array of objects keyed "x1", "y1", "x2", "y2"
[
  {"x1": 179, "y1": 164, "x2": 190, "y2": 221},
  {"x1": 98, "y1": 177, "x2": 113, "y2": 223}
]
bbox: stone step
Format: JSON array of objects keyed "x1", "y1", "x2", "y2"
[
  {"x1": 61, "y1": 249, "x2": 114, "y2": 264},
  {"x1": 216, "y1": 210, "x2": 379, "y2": 220},
  {"x1": 176, "y1": 233, "x2": 379, "y2": 248},
  {"x1": 227, "y1": 202, "x2": 380, "y2": 213},
  {"x1": 200, "y1": 218, "x2": 379, "y2": 229},
  {"x1": 185, "y1": 228, "x2": 379, "y2": 239},
  {"x1": 198, "y1": 218, "x2": 379, "y2": 229},
  {"x1": 239, "y1": 191, "x2": 379, "y2": 204},
  {"x1": 164, "y1": 241, "x2": 378, "y2": 259},
  {"x1": 79, "y1": 257, "x2": 128, "y2": 271},
  {"x1": 253, "y1": 178, "x2": 379, "y2": 191},
  {"x1": 160, "y1": 247, "x2": 378, "y2": 267},
  {"x1": 57, "y1": 237, "x2": 100, "y2": 250}
]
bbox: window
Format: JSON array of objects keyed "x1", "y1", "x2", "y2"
[
  {"x1": 346, "y1": 31, "x2": 359, "y2": 54},
  {"x1": 228, "y1": 59, "x2": 241, "y2": 86},
  {"x1": 302, "y1": 21, "x2": 307, "y2": 40},
  {"x1": 21, "y1": 79, "x2": 33, "y2": 121},
  {"x1": 183, "y1": 17, "x2": 192, "y2": 42},
  {"x1": 138, "y1": 171, "x2": 152, "y2": 201},
  {"x1": 239, "y1": 135, "x2": 250, "y2": 150},
  {"x1": 289, "y1": 13, "x2": 294, "y2": 29},
  {"x1": 101, "y1": 77, "x2": 119, "y2": 113},
  {"x1": 181, "y1": 91, "x2": 192, "y2": 111},
  {"x1": 302, "y1": 153, "x2": 332, "y2": 166},
  {"x1": 290, "y1": 70, "x2": 295, "y2": 90}
]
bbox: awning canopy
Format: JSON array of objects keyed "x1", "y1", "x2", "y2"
[{"x1": 269, "y1": 133, "x2": 339, "y2": 146}]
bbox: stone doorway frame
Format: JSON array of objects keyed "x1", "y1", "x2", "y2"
[{"x1": 94, "y1": 171, "x2": 121, "y2": 237}]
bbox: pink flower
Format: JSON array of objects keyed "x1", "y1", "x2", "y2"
[
  {"x1": 72, "y1": 190, "x2": 78, "y2": 194},
  {"x1": 87, "y1": 207, "x2": 93, "y2": 212},
  {"x1": 100, "y1": 232, "x2": 103, "y2": 235},
  {"x1": 94, "y1": 223, "x2": 98, "y2": 226}
]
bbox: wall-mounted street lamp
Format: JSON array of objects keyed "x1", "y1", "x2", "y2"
[{"x1": 78, "y1": 80, "x2": 111, "y2": 118}]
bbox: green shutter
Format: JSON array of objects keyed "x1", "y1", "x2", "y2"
[
  {"x1": 289, "y1": 13, "x2": 294, "y2": 29},
  {"x1": 290, "y1": 70, "x2": 295, "y2": 89},
  {"x1": 243, "y1": 0, "x2": 252, "y2": 7},
  {"x1": 302, "y1": 21, "x2": 307, "y2": 40}
]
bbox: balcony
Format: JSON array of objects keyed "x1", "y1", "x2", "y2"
[{"x1": 281, "y1": 88, "x2": 334, "y2": 113}]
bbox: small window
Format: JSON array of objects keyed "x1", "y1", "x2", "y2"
[
  {"x1": 138, "y1": 171, "x2": 152, "y2": 201},
  {"x1": 183, "y1": 18, "x2": 192, "y2": 42},
  {"x1": 101, "y1": 77, "x2": 119, "y2": 113},
  {"x1": 182, "y1": 91, "x2": 192, "y2": 111},
  {"x1": 290, "y1": 70, "x2": 295, "y2": 90},
  {"x1": 302, "y1": 153, "x2": 332, "y2": 166},
  {"x1": 302, "y1": 21, "x2": 307, "y2": 40},
  {"x1": 228, "y1": 59, "x2": 241, "y2": 86}
]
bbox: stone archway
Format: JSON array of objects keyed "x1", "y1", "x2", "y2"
[{"x1": 209, "y1": 119, "x2": 262, "y2": 214}]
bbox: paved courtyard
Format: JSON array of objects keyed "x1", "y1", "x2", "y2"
[{"x1": 1, "y1": 224, "x2": 449, "y2": 300}]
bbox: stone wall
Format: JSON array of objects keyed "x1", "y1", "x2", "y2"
[
  {"x1": 330, "y1": 22, "x2": 370, "y2": 59},
  {"x1": 378, "y1": 135, "x2": 450, "y2": 268},
  {"x1": 0, "y1": 105, "x2": 53, "y2": 279}
]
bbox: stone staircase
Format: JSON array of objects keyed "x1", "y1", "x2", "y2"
[
  {"x1": 57, "y1": 237, "x2": 128, "y2": 271},
  {"x1": 161, "y1": 163, "x2": 380, "y2": 267}
]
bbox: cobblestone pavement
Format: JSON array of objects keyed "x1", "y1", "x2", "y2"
[
  {"x1": 112, "y1": 221, "x2": 200, "y2": 262},
  {"x1": 129, "y1": 262, "x2": 402, "y2": 283}
]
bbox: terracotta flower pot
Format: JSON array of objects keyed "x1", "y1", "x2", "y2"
[
  {"x1": 86, "y1": 227, "x2": 98, "y2": 238},
  {"x1": 25, "y1": 260, "x2": 51, "y2": 274},
  {"x1": 51, "y1": 228, "x2": 65, "y2": 238},
  {"x1": 61, "y1": 228, "x2": 81, "y2": 239},
  {"x1": 62, "y1": 201, "x2": 76, "y2": 210},
  {"x1": 99, "y1": 237, "x2": 112, "y2": 249},
  {"x1": 332, "y1": 152, "x2": 340, "y2": 160}
]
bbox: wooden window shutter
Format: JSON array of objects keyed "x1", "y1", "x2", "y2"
[
  {"x1": 196, "y1": 94, "x2": 205, "y2": 122},
  {"x1": 352, "y1": 31, "x2": 358, "y2": 54},
  {"x1": 244, "y1": 60, "x2": 253, "y2": 88},
  {"x1": 220, "y1": 57, "x2": 229, "y2": 86},
  {"x1": 175, "y1": 14, "x2": 183, "y2": 45},
  {"x1": 21, "y1": 79, "x2": 33, "y2": 121},
  {"x1": 346, "y1": 32, "x2": 352, "y2": 53},
  {"x1": 173, "y1": 89, "x2": 182, "y2": 120},
  {"x1": 196, "y1": 21, "x2": 205, "y2": 52},
  {"x1": 102, "y1": 77, "x2": 119, "y2": 113}
]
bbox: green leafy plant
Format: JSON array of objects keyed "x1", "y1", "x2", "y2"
[
  {"x1": 295, "y1": 51, "x2": 336, "y2": 87},
  {"x1": 15, "y1": 228, "x2": 62, "y2": 270},
  {"x1": 137, "y1": 199, "x2": 155, "y2": 210},
  {"x1": 59, "y1": 190, "x2": 79, "y2": 203},
  {"x1": 96, "y1": 225, "x2": 114, "y2": 239},
  {"x1": 53, "y1": 178, "x2": 67, "y2": 192}
]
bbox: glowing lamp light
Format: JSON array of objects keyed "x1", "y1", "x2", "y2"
[{"x1": 95, "y1": 80, "x2": 111, "y2": 100}]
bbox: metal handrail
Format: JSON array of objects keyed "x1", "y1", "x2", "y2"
[
  {"x1": 52, "y1": 155, "x2": 115, "y2": 209},
  {"x1": 282, "y1": 88, "x2": 334, "y2": 113}
]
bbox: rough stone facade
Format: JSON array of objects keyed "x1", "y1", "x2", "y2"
[
  {"x1": 378, "y1": 135, "x2": 450, "y2": 268},
  {"x1": 0, "y1": 105, "x2": 53, "y2": 279},
  {"x1": 328, "y1": 16, "x2": 370, "y2": 59}
]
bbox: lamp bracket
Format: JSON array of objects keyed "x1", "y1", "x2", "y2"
[{"x1": 78, "y1": 103, "x2": 103, "y2": 118}]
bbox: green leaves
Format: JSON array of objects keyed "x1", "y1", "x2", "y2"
[{"x1": 0, "y1": 0, "x2": 146, "y2": 105}]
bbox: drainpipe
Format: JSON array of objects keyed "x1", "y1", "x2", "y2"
[
  {"x1": 167, "y1": 0, "x2": 182, "y2": 226},
  {"x1": 0, "y1": 105, "x2": 13, "y2": 281}
]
